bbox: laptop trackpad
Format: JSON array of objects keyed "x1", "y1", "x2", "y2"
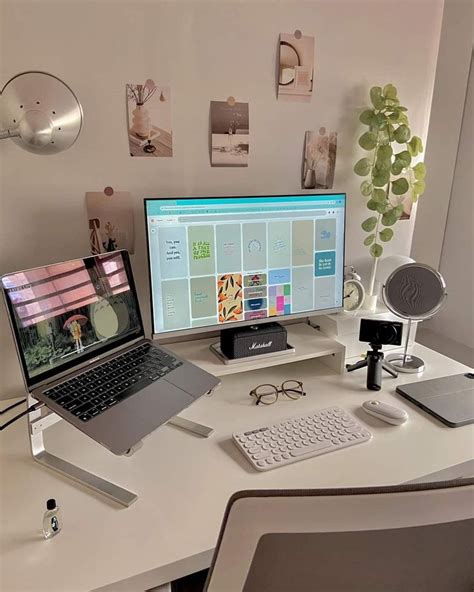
[{"x1": 88, "y1": 380, "x2": 195, "y2": 454}]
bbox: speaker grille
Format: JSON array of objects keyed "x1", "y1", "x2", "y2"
[{"x1": 384, "y1": 265, "x2": 445, "y2": 319}]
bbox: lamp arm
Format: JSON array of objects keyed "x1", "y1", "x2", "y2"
[{"x1": 0, "y1": 128, "x2": 20, "y2": 140}]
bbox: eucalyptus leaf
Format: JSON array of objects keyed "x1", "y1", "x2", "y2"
[
  {"x1": 383, "y1": 98, "x2": 399, "y2": 108},
  {"x1": 398, "y1": 112, "x2": 409, "y2": 125},
  {"x1": 367, "y1": 199, "x2": 378, "y2": 211},
  {"x1": 373, "y1": 112, "x2": 387, "y2": 130},
  {"x1": 359, "y1": 131, "x2": 377, "y2": 150},
  {"x1": 381, "y1": 207, "x2": 402, "y2": 226},
  {"x1": 372, "y1": 188, "x2": 386, "y2": 203},
  {"x1": 359, "y1": 110, "x2": 375, "y2": 125},
  {"x1": 372, "y1": 169, "x2": 390, "y2": 187},
  {"x1": 408, "y1": 135, "x2": 423, "y2": 157},
  {"x1": 364, "y1": 234, "x2": 375, "y2": 246},
  {"x1": 391, "y1": 177, "x2": 409, "y2": 195},
  {"x1": 370, "y1": 86, "x2": 384, "y2": 109},
  {"x1": 361, "y1": 216, "x2": 377, "y2": 232},
  {"x1": 354, "y1": 157, "x2": 372, "y2": 176},
  {"x1": 379, "y1": 228, "x2": 394, "y2": 242},
  {"x1": 360, "y1": 180, "x2": 373, "y2": 196},
  {"x1": 413, "y1": 162, "x2": 426, "y2": 180},
  {"x1": 370, "y1": 243, "x2": 383, "y2": 258},
  {"x1": 377, "y1": 145, "x2": 393, "y2": 159},
  {"x1": 391, "y1": 161, "x2": 404, "y2": 176},
  {"x1": 394, "y1": 150, "x2": 411, "y2": 168},
  {"x1": 393, "y1": 124, "x2": 411, "y2": 143},
  {"x1": 383, "y1": 84, "x2": 398, "y2": 99},
  {"x1": 414, "y1": 180, "x2": 426, "y2": 195},
  {"x1": 375, "y1": 201, "x2": 390, "y2": 214},
  {"x1": 397, "y1": 106, "x2": 408, "y2": 112}
]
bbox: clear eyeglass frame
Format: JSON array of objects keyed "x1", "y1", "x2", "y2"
[{"x1": 249, "y1": 380, "x2": 306, "y2": 406}]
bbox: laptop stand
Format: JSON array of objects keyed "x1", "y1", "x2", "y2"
[{"x1": 27, "y1": 394, "x2": 214, "y2": 507}]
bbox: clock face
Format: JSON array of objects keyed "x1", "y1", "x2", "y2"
[{"x1": 344, "y1": 280, "x2": 365, "y2": 312}]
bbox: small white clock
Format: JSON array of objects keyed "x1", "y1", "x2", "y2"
[
  {"x1": 343, "y1": 266, "x2": 365, "y2": 312},
  {"x1": 343, "y1": 279, "x2": 365, "y2": 311}
]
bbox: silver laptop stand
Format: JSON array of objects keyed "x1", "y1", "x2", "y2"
[{"x1": 26, "y1": 394, "x2": 214, "y2": 507}]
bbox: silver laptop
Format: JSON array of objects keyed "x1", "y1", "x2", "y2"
[{"x1": 1, "y1": 251, "x2": 220, "y2": 454}]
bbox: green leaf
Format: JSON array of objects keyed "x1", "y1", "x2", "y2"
[
  {"x1": 364, "y1": 234, "x2": 375, "y2": 246},
  {"x1": 370, "y1": 243, "x2": 383, "y2": 258},
  {"x1": 413, "y1": 179, "x2": 426, "y2": 195},
  {"x1": 372, "y1": 169, "x2": 390, "y2": 187},
  {"x1": 398, "y1": 112, "x2": 409, "y2": 125},
  {"x1": 413, "y1": 162, "x2": 426, "y2": 180},
  {"x1": 394, "y1": 150, "x2": 411, "y2": 168},
  {"x1": 397, "y1": 106, "x2": 408, "y2": 112},
  {"x1": 359, "y1": 109, "x2": 375, "y2": 125},
  {"x1": 359, "y1": 131, "x2": 377, "y2": 150},
  {"x1": 392, "y1": 162, "x2": 403, "y2": 175},
  {"x1": 392, "y1": 177, "x2": 409, "y2": 195},
  {"x1": 375, "y1": 201, "x2": 390, "y2": 214},
  {"x1": 383, "y1": 84, "x2": 398, "y2": 100},
  {"x1": 377, "y1": 145, "x2": 393, "y2": 159},
  {"x1": 370, "y1": 86, "x2": 384, "y2": 109},
  {"x1": 393, "y1": 124, "x2": 411, "y2": 143},
  {"x1": 383, "y1": 98, "x2": 399, "y2": 108},
  {"x1": 361, "y1": 216, "x2": 377, "y2": 232},
  {"x1": 381, "y1": 206, "x2": 403, "y2": 226},
  {"x1": 372, "y1": 188, "x2": 386, "y2": 203},
  {"x1": 360, "y1": 180, "x2": 373, "y2": 196},
  {"x1": 372, "y1": 112, "x2": 387, "y2": 130},
  {"x1": 354, "y1": 157, "x2": 372, "y2": 176},
  {"x1": 408, "y1": 135, "x2": 423, "y2": 157},
  {"x1": 379, "y1": 228, "x2": 394, "y2": 242},
  {"x1": 367, "y1": 199, "x2": 378, "y2": 211}
]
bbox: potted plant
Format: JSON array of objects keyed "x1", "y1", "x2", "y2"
[{"x1": 354, "y1": 84, "x2": 426, "y2": 310}]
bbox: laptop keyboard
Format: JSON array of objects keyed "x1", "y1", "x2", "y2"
[{"x1": 43, "y1": 343, "x2": 182, "y2": 422}]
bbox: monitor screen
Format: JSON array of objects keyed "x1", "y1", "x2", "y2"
[
  {"x1": 145, "y1": 194, "x2": 345, "y2": 336},
  {"x1": 1, "y1": 251, "x2": 143, "y2": 387}
]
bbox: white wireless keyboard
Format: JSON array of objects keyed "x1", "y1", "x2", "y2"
[{"x1": 233, "y1": 406, "x2": 372, "y2": 471}]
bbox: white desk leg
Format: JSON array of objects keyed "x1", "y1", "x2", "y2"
[{"x1": 27, "y1": 396, "x2": 138, "y2": 507}]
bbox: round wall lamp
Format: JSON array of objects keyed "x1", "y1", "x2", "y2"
[{"x1": 0, "y1": 71, "x2": 83, "y2": 154}]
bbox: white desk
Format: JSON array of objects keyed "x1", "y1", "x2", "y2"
[{"x1": 1, "y1": 343, "x2": 473, "y2": 592}]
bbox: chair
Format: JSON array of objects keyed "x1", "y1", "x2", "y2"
[{"x1": 204, "y1": 479, "x2": 474, "y2": 592}]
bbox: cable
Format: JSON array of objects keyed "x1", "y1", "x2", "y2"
[
  {"x1": 0, "y1": 401, "x2": 45, "y2": 432},
  {"x1": 0, "y1": 398, "x2": 26, "y2": 415}
]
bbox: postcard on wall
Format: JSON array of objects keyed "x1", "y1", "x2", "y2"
[
  {"x1": 210, "y1": 100, "x2": 249, "y2": 167},
  {"x1": 86, "y1": 191, "x2": 135, "y2": 254},
  {"x1": 126, "y1": 80, "x2": 172, "y2": 157},
  {"x1": 302, "y1": 128, "x2": 337, "y2": 190},
  {"x1": 278, "y1": 33, "x2": 315, "y2": 102}
]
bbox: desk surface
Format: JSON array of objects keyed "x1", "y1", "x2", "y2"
[{"x1": 1, "y1": 344, "x2": 473, "y2": 592}]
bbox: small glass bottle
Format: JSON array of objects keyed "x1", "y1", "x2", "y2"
[{"x1": 42, "y1": 499, "x2": 62, "y2": 539}]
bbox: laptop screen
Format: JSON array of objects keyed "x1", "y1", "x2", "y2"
[{"x1": 2, "y1": 251, "x2": 144, "y2": 388}]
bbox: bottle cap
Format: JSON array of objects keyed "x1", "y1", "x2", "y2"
[{"x1": 46, "y1": 498, "x2": 56, "y2": 510}]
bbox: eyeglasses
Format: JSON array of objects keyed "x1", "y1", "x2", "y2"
[{"x1": 249, "y1": 380, "x2": 306, "y2": 406}]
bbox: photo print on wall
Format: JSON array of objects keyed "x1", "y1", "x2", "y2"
[
  {"x1": 278, "y1": 32, "x2": 315, "y2": 102},
  {"x1": 302, "y1": 128, "x2": 337, "y2": 189},
  {"x1": 210, "y1": 100, "x2": 249, "y2": 167},
  {"x1": 86, "y1": 190, "x2": 135, "y2": 255},
  {"x1": 126, "y1": 80, "x2": 172, "y2": 157}
]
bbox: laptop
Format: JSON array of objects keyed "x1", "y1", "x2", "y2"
[{"x1": 1, "y1": 251, "x2": 220, "y2": 454}]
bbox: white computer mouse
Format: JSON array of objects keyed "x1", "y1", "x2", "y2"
[{"x1": 362, "y1": 400, "x2": 408, "y2": 425}]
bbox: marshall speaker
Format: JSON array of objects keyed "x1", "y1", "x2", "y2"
[{"x1": 220, "y1": 322, "x2": 288, "y2": 360}]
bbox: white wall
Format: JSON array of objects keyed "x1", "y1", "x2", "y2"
[
  {"x1": 411, "y1": 0, "x2": 472, "y2": 268},
  {"x1": 0, "y1": 0, "x2": 443, "y2": 399},
  {"x1": 419, "y1": 53, "x2": 474, "y2": 365}
]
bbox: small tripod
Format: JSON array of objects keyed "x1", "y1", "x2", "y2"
[{"x1": 346, "y1": 343, "x2": 398, "y2": 391}]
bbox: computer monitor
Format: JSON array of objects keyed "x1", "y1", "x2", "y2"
[{"x1": 144, "y1": 194, "x2": 345, "y2": 338}]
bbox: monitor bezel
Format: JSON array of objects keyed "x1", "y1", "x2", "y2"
[
  {"x1": 1, "y1": 250, "x2": 145, "y2": 390},
  {"x1": 144, "y1": 193, "x2": 346, "y2": 341}
]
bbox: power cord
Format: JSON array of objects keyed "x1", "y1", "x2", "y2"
[{"x1": 0, "y1": 400, "x2": 45, "y2": 431}]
